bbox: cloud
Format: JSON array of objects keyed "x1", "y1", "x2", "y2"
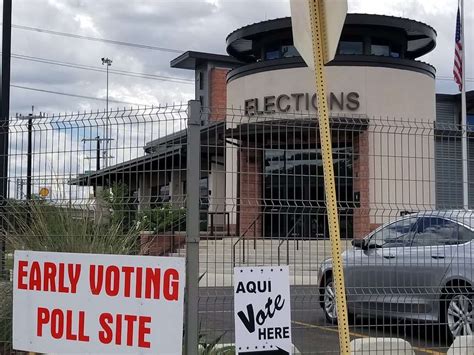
[{"x1": 9, "y1": 0, "x2": 471, "y2": 117}]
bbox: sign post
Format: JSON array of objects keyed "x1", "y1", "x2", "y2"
[
  {"x1": 290, "y1": 1, "x2": 351, "y2": 354},
  {"x1": 13, "y1": 250, "x2": 185, "y2": 354},
  {"x1": 234, "y1": 266, "x2": 292, "y2": 354}
]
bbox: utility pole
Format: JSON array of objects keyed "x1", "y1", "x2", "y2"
[
  {"x1": 82, "y1": 136, "x2": 112, "y2": 197},
  {"x1": 17, "y1": 106, "x2": 44, "y2": 200},
  {"x1": 82, "y1": 136, "x2": 112, "y2": 172},
  {"x1": 0, "y1": 0, "x2": 12, "y2": 280},
  {"x1": 101, "y1": 57, "x2": 112, "y2": 168}
]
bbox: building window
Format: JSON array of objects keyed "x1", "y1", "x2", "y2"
[
  {"x1": 371, "y1": 44, "x2": 390, "y2": 56},
  {"x1": 265, "y1": 49, "x2": 280, "y2": 60},
  {"x1": 468, "y1": 115, "x2": 474, "y2": 131},
  {"x1": 263, "y1": 147, "x2": 354, "y2": 239},
  {"x1": 281, "y1": 45, "x2": 299, "y2": 58},
  {"x1": 338, "y1": 40, "x2": 363, "y2": 55},
  {"x1": 151, "y1": 184, "x2": 170, "y2": 208}
]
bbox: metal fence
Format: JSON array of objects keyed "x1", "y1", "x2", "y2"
[{"x1": 1, "y1": 100, "x2": 474, "y2": 354}]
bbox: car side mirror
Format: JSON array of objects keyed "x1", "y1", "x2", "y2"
[{"x1": 351, "y1": 238, "x2": 368, "y2": 250}]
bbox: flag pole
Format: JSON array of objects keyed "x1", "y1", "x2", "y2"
[{"x1": 461, "y1": 0, "x2": 468, "y2": 210}]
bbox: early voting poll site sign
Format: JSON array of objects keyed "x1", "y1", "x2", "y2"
[
  {"x1": 12, "y1": 250, "x2": 185, "y2": 354},
  {"x1": 234, "y1": 266, "x2": 292, "y2": 354}
]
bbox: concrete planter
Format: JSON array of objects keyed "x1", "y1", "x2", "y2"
[{"x1": 139, "y1": 231, "x2": 186, "y2": 256}]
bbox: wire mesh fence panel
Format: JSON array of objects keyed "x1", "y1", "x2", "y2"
[
  {"x1": 0, "y1": 104, "x2": 189, "y2": 353},
  {"x1": 197, "y1": 106, "x2": 474, "y2": 355},
  {"x1": 1, "y1": 102, "x2": 474, "y2": 354}
]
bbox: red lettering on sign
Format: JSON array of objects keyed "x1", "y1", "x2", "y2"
[
  {"x1": 124, "y1": 315, "x2": 137, "y2": 346},
  {"x1": 105, "y1": 265, "x2": 120, "y2": 296},
  {"x1": 89, "y1": 264, "x2": 103, "y2": 295},
  {"x1": 51, "y1": 309, "x2": 64, "y2": 339},
  {"x1": 68, "y1": 264, "x2": 81, "y2": 294},
  {"x1": 122, "y1": 266, "x2": 134, "y2": 298},
  {"x1": 78, "y1": 311, "x2": 89, "y2": 341},
  {"x1": 43, "y1": 262, "x2": 57, "y2": 292},
  {"x1": 98, "y1": 313, "x2": 113, "y2": 344},
  {"x1": 88, "y1": 265, "x2": 180, "y2": 300},
  {"x1": 19, "y1": 262, "x2": 81, "y2": 293},
  {"x1": 135, "y1": 267, "x2": 143, "y2": 298},
  {"x1": 164, "y1": 268, "x2": 179, "y2": 301},
  {"x1": 144, "y1": 268, "x2": 160, "y2": 299},
  {"x1": 65, "y1": 310, "x2": 77, "y2": 341},
  {"x1": 98, "y1": 312, "x2": 152, "y2": 348},
  {"x1": 17, "y1": 260, "x2": 28, "y2": 289},
  {"x1": 29, "y1": 261, "x2": 42, "y2": 290},
  {"x1": 138, "y1": 316, "x2": 151, "y2": 348},
  {"x1": 58, "y1": 263, "x2": 67, "y2": 293},
  {"x1": 37, "y1": 307, "x2": 49, "y2": 336},
  {"x1": 115, "y1": 313, "x2": 123, "y2": 345},
  {"x1": 36, "y1": 307, "x2": 90, "y2": 342}
]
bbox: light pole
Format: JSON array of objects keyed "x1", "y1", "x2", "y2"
[{"x1": 101, "y1": 57, "x2": 112, "y2": 168}]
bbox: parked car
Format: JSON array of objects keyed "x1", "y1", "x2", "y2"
[{"x1": 318, "y1": 210, "x2": 474, "y2": 342}]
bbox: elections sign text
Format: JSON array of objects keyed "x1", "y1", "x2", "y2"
[{"x1": 13, "y1": 250, "x2": 185, "y2": 354}]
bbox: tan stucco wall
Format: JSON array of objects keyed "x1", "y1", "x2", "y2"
[
  {"x1": 226, "y1": 65, "x2": 436, "y2": 225},
  {"x1": 227, "y1": 65, "x2": 435, "y2": 119}
]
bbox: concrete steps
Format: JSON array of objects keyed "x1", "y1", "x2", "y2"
[{"x1": 169, "y1": 237, "x2": 351, "y2": 286}]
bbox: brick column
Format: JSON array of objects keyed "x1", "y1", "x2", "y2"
[
  {"x1": 353, "y1": 131, "x2": 371, "y2": 239},
  {"x1": 239, "y1": 145, "x2": 263, "y2": 238},
  {"x1": 209, "y1": 68, "x2": 228, "y2": 121}
]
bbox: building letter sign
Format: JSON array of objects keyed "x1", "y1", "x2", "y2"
[{"x1": 244, "y1": 91, "x2": 360, "y2": 116}]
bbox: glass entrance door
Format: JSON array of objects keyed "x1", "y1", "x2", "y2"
[{"x1": 263, "y1": 147, "x2": 354, "y2": 239}]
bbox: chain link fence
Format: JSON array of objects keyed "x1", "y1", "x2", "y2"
[{"x1": 0, "y1": 101, "x2": 473, "y2": 354}]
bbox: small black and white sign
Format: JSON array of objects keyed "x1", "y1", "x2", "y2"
[{"x1": 234, "y1": 266, "x2": 292, "y2": 355}]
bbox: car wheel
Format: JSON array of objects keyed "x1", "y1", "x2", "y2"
[
  {"x1": 322, "y1": 276, "x2": 356, "y2": 325},
  {"x1": 323, "y1": 276, "x2": 338, "y2": 324},
  {"x1": 442, "y1": 290, "x2": 474, "y2": 342}
]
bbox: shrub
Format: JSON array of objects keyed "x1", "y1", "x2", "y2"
[{"x1": 136, "y1": 204, "x2": 186, "y2": 233}]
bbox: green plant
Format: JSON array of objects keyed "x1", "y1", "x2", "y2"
[
  {"x1": 198, "y1": 332, "x2": 235, "y2": 355},
  {"x1": 3, "y1": 199, "x2": 139, "y2": 255},
  {"x1": 101, "y1": 182, "x2": 137, "y2": 230},
  {"x1": 0, "y1": 281, "x2": 12, "y2": 350},
  {"x1": 136, "y1": 204, "x2": 186, "y2": 233}
]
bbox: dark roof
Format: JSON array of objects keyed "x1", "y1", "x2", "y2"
[
  {"x1": 226, "y1": 14, "x2": 436, "y2": 62},
  {"x1": 171, "y1": 51, "x2": 242, "y2": 70},
  {"x1": 144, "y1": 120, "x2": 225, "y2": 153},
  {"x1": 69, "y1": 145, "x2": 183, "y2": 186},
  {"x1": 70, "y1": 121, "x2": 226, "y2": 186}
]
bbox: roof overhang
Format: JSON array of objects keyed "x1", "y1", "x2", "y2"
[{"x1": 171, "y1": 51, "x2": 242, "y2": 70}]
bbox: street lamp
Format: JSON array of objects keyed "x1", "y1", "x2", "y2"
[{"x1": 101, "y1": 57, "x2": 112, "y2": 168}]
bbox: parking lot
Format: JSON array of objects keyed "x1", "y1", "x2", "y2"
[{"x1": 199, "y1": 286, "x2": 450, "y2": 355}]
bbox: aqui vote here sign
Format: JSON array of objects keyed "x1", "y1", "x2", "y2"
[
  {"x1": 234, "y1": 266, "x2": 292, "y2": 355},
  {"x1": 13, "y1": 250, "x2": 185, "y2": 354}
]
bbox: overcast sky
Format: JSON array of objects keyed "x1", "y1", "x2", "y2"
[{"x1": 6, "y1": 0, "x2": 474, "y2": 115}]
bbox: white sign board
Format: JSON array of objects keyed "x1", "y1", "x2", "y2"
[
  {"x1": 290, "y1": 0, "x2": 348, "y2": 67},
  {"x1": 13, "y1": 250, "x2": 185, "y2": 354},
  {"x1": 234, "y1": 266, "x2": 292, "y2": 354}
]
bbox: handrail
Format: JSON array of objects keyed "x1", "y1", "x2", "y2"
[
  {"x1": 278, "y1": 216, "x2": 303, "y2": 265},
  {"x1": 208, "y1": 211, "x2": 231, "y2": 237},
  {"x1": 232, "y1": 214, "x2": 262, "y2": 267}
]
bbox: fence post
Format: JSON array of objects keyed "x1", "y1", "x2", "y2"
[{"x1": 185, "y1": 100, "x2": 201, "y2": 355}]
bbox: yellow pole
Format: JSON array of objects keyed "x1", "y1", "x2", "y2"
[{"x1": 308, "y1": 1, "x2": 351, "y2": 354}]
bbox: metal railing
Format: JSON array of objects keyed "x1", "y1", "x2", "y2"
[
  {"x1": 232, "y1": 213, "x2": 262, "y2": 267},
  {"x1": 278, "y1": 215, "x2": 303, "y2": 265},
  {"x1": 208, "y1": 211, "x2": 231, "y2": 236}
]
